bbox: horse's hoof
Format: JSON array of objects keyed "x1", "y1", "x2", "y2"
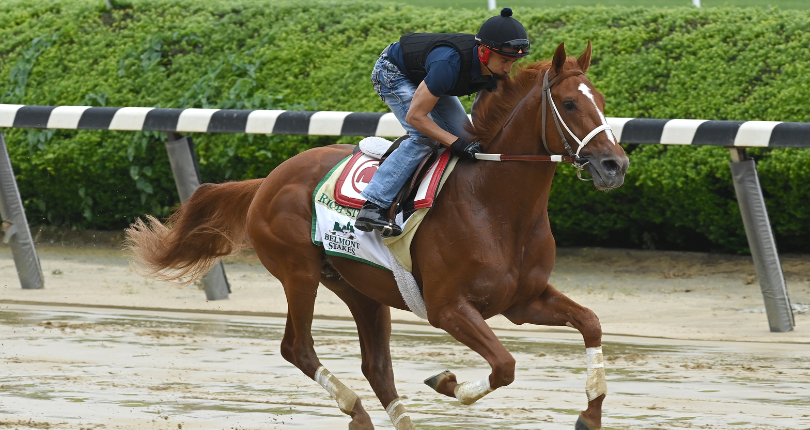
[
  {"x1": 575, "y1": 413, "x2": 598, "y2": 430},
  {"x1": 424, "y1": 370, "x2": 454, "y2": 391},
  {"x1": 347, "y1": 398, "x2": 374, "y2": 430},
  {"x1": 393, "y1": 415, "x2": 418, "y2": 430}
]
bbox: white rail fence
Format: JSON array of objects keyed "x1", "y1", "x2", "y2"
[{"x1": 0, "y1": 104, "x2": 801, "y2": 332}]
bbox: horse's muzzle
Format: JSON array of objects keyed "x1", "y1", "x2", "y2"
[{"x1": 584, "y1": 153, "x2": 629, "y2": 190}]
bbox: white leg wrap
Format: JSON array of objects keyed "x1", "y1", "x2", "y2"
[
  {"x1": 585, "y1": 347, "x2": 607, "y2": 401},
  {"x1": 314, "y1": 366, "x2": 358, "y2": 415},
  {"x1": 385, "y1": 398, "x2": 417, "y2": 430},
  {"x1": 453, "y1": 376, "x2": 494, "y2": 405}
]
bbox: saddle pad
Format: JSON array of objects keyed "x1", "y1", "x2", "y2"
[
  {"x1": 334, "y1": 149, "x2": 451, "y2": 210},
  {"x1": 311, "y1": 152, "x2": 458, "y2": 272}
]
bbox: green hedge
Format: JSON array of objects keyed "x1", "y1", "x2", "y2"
[{"x1": 1, "y1": 0, "x2": 809, "y2": 253}]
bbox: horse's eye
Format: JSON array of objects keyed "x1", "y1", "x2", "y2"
[{"x1": 563, "y1": 101, "x2": 576, "y2": 111}]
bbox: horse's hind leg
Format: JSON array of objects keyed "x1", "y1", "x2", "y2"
[
  {"x1": 320, "y1": 270, "x2": 417, "y2": 430},
  {"x1": 502, "y1": 284, "x2": 606, "y2": 430},
  {"x1": 255, "y1": 257, "x2": 375, "y2": 429},
  {"x1": 249, "y1": 211, "x2": 373, "y2": 428}
]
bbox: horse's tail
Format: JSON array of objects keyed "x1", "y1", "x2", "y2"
[{"x1": 125, "y1": 178, "x2": 264, "y2": 284}]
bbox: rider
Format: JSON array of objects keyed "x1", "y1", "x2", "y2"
[{"x1": 354, "y1": 8, "x2": 530, "y2": 236}]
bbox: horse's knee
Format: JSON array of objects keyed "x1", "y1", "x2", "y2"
[
  {"x1": 426, "y1": 309, "x2": 444, "y2": 329},
  {"x1": 280, "y1": 334, "x2": 319, "y2": 372},
  {"x1": 361, "y1": 356, "x2": 387, "y2": 385},
  {"x1": 360, "y1": 357, "x2": 374, "y2": 380},
  {"x1": 360, "y1": 358, "x2": 370, "y2": 379},
  {"x1": 577, "y1": 307, "x2": 602, "y2": 344},
  {"x1": 491, "y1": 353, "x2": 516, "y2": 388}
]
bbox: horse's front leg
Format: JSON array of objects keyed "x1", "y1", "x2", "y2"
[
  {"x1": 502, "y1": 284, "x2": 606, "y2": 430},
  {"x1": 423, "y1": 301, "x2": 515, "y2": 405}
]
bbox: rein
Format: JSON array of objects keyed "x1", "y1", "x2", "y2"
[
  {"x1": 474, "y1": 153, "x2": 587, "y2": 164},
  {"x1": 476, "y1": 67, "x2": 614, "y2": 182}
]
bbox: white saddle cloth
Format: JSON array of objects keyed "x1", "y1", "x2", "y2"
[{"x1": 311, "y1": 141, "x2": 457, "y2": 320}]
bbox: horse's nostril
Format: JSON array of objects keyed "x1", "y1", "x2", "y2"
[{"x1": 601, "y1": 159, "x2": 620, "y2": 175}]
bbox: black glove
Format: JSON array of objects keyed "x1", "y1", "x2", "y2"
[{"x1": 450, "y1": 138, "x2": 482, "y2": 160}]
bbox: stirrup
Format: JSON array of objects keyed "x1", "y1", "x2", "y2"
[{"x1": 380, "y1": 222, "x2": 401, "y2": 238}]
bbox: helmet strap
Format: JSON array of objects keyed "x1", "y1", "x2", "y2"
[{"x1": 478, "y1": 46, "x2": 501, "y2": 77}]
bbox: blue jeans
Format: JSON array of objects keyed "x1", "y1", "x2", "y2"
[{"x1": 361, "y1": 52, "x2": 472, "y2": 208}]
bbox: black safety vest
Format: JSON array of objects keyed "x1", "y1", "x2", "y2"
[{"x1": 399, "y1": 33, "x2": 492, "y2": 97}]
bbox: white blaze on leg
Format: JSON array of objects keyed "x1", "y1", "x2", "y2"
[
  {"x1": 385, "y1": 398, "x2": 417, "y2": 430},
  {"x1": 578, "y1": 83, "x2": 617, "y2": 145},
  {"x1": 453, "y1": 375, "x2": 494, "y2": 405},
  {"x1": 585, "y1": 347, "x2": 608, "y2": 401},
  {"x1": 314, "y1": 366, "x2": 359, "y2": 415}
]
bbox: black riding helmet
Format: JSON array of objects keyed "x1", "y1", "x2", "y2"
[{"x1": 476, "y1": 8, "x2": 530, "y2": 58}]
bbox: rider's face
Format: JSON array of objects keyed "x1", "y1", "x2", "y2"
[{"x1": 480, "y1": 47, "x2": 520, "y2": 78}]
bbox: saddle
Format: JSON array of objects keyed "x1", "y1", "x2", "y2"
[
  {"x1": 313, "y1": 137, "x2": 456, "y2": 271},
  {"x1": 351, "y1": 135, "x2": 443, "y2": 221}
]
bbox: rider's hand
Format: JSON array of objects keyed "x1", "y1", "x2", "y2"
[{"x1": 450, "y1": 138, "x2": 482, "y2": 160}]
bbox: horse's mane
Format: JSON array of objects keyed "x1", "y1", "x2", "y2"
[{"x1": 467, "y1": 59, "x2": 577, "y2": 145}]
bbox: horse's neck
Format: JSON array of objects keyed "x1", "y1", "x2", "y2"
[
  {"x1": 468, "y1": 82, "x2": 557, "y2": 222},
  {"x1": 465, "y1": 125, "x2": 555, "y2": 231},
  {"x1": 483, "y1": 81, "x2": 545, "y2": 155}
]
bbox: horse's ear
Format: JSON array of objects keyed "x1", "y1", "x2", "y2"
[
  {"x1": 577, "y1": 40, "x2": 592, "y2": 73},
  {"x1": 552, "y1": 42, "x2": 566, "y2": 75}
]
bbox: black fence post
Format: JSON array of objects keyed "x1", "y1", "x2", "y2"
[
  {"x1": 0, "y1": 132, "x2": 44, "y2": 289},
  {"x1": 729, "y1": 147, "x2": 794, "y2": 332}
]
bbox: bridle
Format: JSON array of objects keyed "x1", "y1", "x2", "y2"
[{"x1": 475, "y1": 67, "x2": 614, "y2": 182}]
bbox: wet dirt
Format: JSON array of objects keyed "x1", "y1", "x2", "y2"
[
  {"x1": 2, "y1": 242, "x2": 809, "y2": 343},
  {"x1": 1, "y1": 304, "x2": 809, "y2": 430},
  {"x1": 2, "y1": 236, "x2": 810, "y2": 428}
]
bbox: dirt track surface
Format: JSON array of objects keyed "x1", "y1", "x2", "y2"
[
  {"x1": 1, "y1": 238, "x2": 810, "y2": 429},
  {"x1": 2, "y1": 304, "x2": 809, "y2": 430},
  {"x1": 2, "y1": 239, "x2": 808, "y2": 343}
]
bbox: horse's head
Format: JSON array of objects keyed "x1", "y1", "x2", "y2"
[{"x1": 540, "y1": 42, "x2": 629, "y2": 190}]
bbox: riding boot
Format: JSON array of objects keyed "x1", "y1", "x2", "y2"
[{"x1": 354, "y1": 201, "x2": 402, "y2": 237}]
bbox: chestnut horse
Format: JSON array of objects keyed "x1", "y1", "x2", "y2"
[{"x1": 127, "y1": 42, "x2": 628, "y2": 430}]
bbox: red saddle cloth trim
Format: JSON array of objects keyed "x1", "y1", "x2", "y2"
[{"x1": 334, "y1": 150, "x2": 451, "y2": 210}]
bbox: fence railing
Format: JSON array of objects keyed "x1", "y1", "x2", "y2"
[
  {"x1": 0, "y1": 104, "x2": 799, "y2": 332},
  {"x1": 2, "y1": 104, "x2": 810, "y2": 147}
]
